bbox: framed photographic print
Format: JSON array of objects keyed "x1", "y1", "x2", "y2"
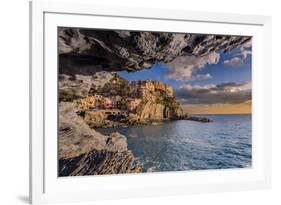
[{"x1": 30, "y1": 0, "x2": 272, "y2": 204}]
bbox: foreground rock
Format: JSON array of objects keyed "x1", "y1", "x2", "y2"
[
  {"x1": 58, "y1": 102, "x2": 142, "y2": 176},
  {"x1": 59, "y1": 149, "x2": 141, "y2": 176}
]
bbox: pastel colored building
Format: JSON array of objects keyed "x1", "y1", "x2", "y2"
[
  {"x1": 127, "y1": 98, "x2": 141, "y2": 111},
  {"x1": 79, "y1": 96, "x2": 96, "y2": 110},
  {"x1": 101, "y1": 97, "x2": 113, "y2": 109}
]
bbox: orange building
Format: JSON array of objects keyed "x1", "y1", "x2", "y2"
[{"x1": 155, "y1": 80, "x2": 165, "y2": 90}]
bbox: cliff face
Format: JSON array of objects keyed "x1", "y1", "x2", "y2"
[
  {"x1": 139, "y1": 103, "x2": 183, "y2": 121},
  {"x1": 140, "y1": 101, "x2": 165, "y2": 120},
  {"x1": 138, "y1": 90, "x2": 183, "y2": 121}
]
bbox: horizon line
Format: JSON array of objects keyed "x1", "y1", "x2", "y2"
[{"x1": 189, "y1": 113, "x2": 252, "y2": 115}]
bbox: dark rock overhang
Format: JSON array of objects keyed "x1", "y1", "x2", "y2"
[{"x1": 58, "y1": 28, "x2": 251, "y2": 75}]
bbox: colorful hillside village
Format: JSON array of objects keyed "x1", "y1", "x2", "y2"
[{"x1": 79, "y1": 79, "x2": 174, "y2": 113}]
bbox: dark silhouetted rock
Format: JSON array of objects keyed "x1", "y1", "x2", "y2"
[
  {"x1": 185, "y1": 116, "x2": 213, "y2": 123},
  {"x1": 58, "y1": 28, "x2": 251, "y2": 75}
]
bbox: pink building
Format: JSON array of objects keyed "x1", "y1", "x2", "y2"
[{"x1": 127, "y1": 99, "x2": 141, "y2": 111}]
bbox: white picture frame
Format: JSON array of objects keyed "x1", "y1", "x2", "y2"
[{"x1": 29, "y1": 0, "x2": 272, "y2": 204}]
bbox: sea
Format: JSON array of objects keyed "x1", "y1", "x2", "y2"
[{"x1": 97, "y1": 114, "x2": 252, "y2": 172}]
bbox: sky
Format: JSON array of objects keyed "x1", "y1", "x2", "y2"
[{"x1": 118, "y1": 38, "x2": 252, "y2": 114}]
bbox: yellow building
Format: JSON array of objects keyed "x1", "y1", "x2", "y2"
[
  {"x1": 146, "y1": 80, "x2": 155, "y2": 92},
  {"x1": 79, "y1": 96, "x2": 96, "y2": 110},
  {"x1": 165, "y1": 85, "x2": 174, "y2": 97}
]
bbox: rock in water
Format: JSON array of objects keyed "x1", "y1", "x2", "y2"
[{"x1": 185, "y1": 116, "x2": 213, "y2": 123}]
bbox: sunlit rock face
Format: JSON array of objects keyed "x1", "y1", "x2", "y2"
[{"x1": 58, "y1": 28, "x2": 251, "y2": 75}]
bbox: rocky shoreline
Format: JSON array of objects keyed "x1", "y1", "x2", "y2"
[
  {"x1": 58, "y1": 102, "x2": 142, "y2": 176},
  {"x1": 77, "y1": 108, "x2": 212, "y2": 129},
  {"x1": 58, "y1": 101, "x2": 211, "y2": 176}
]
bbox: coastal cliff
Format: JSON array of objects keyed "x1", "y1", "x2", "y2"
[{"x1": 74, "y1": 73, "x2": 184, "y2": 127}]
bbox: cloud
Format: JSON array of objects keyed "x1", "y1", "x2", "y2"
[
  {"x1": 166, "y1": 52, "x2": 220, "y2": 81},
  {"x1": 240, "y1": 50, "x2": 252, "y2": 59},
  {"x1": 175, "y1": 82, "x2": 251, "y2": 104},
  {"x1": 223, "y1": 57, "x2": 244, "y2": 66},
  {"x1": 223, "y1": 39, "x2": 252, "y2": 67},
  {"x1": 190, "y1": 73, "x2": 213, "y2": 81}
]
